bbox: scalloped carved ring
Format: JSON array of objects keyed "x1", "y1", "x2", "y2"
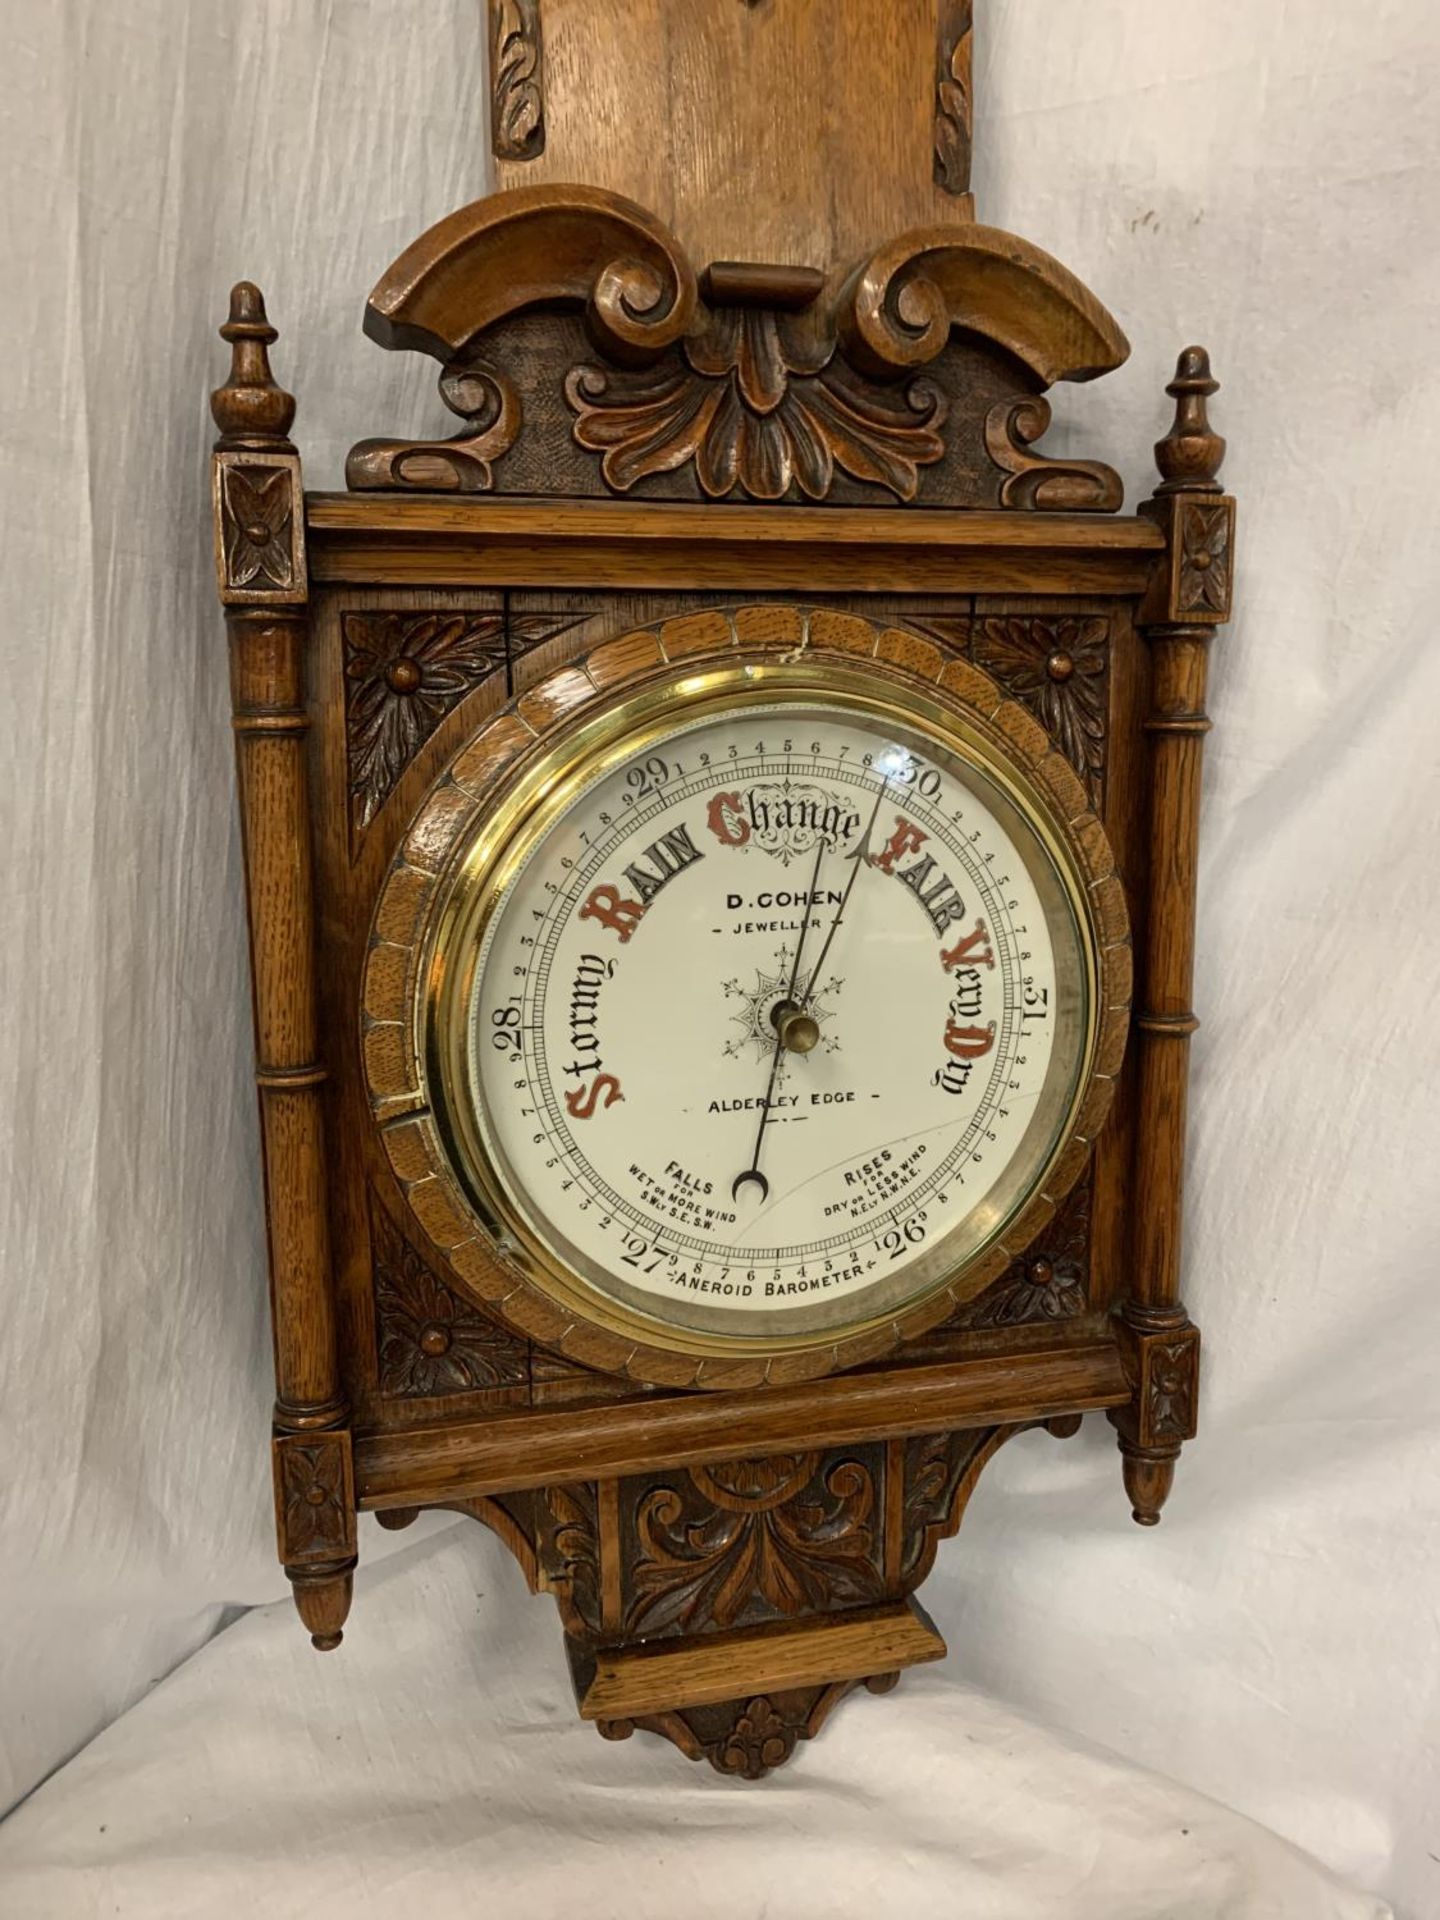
[{"x1": 361, "y1": 608, "x2": 1132, "y2": 1395}]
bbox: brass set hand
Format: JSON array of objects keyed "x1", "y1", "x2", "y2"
[{"x1": 730, "y1": 777, "x2": 889, "y2": 1205}]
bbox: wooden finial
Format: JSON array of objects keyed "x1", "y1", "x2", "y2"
[
  {"x1": 211, "y1": 282, "x2": 296, "y2": 448},
  {"x1": 1154, "y1": 345, "x2": 1224, "y2": 494}
]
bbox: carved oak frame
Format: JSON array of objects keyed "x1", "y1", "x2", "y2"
[{"x1": 209, "y1": 41, "x2": 1232, "y2": 1774}]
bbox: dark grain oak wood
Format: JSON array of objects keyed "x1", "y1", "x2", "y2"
[
  {"x1": 308, "y1": 495, "x2": 1163, "y2": 595},
  {"x1": 577, "y1": 1600, "x2": 945, "y2": 1720},
  {"x1": 353, "y1": 1343, "x2": 1130, "y2": 1508}
]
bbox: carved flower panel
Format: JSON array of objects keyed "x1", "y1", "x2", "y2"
[
  {"x1": 371, "y1": 1198, "x2": 529, "y2": 1397},
  {"x1": 970, "y1": 615, "x2": 1109, "y2": 808},
  {"x1": 343, "y1": 609, "x2": 587, "y2": 842},
  {"x1": 624, "y1": 1448, "x2": 884, "y2": 1640},
  {"x1": 566, "y1": 306, "x2": 948, "y2": 504},
  {"x1": 947, "y1": 1177, "x2": 1092, "y2": 1331}
]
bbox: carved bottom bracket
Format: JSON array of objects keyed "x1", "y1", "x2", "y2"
[
  {"x1": 598, "y1": 1678, "x2": 894, "y2": 1779},
  {"x1": 568, "y1": 1597, "x2": 943, "y2": 1777},
  {"x1": 420, "y1": 1421, "x2": 1086, "y2": 1776}
]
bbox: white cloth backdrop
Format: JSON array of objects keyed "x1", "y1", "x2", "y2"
[{"x1": 1, "y1": 2, "x2": 1436, "y2": 1915}]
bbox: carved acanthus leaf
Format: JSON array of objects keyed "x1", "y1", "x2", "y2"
[
  {"x1": 539, "y1": 1482, "x2": 602, "y2": 1636},
  {"x1": 566, "y1": 306, "x2": 947, "y2": 504},
  {"x1": 934, "y1": 1, "x2": 974, "y2": 196},
  {"x1": 488, "y1": 0, "x2": 544, "y2": 161},
  {"x1": 626, "y1": 1453, "x2": 882, "y2": 1638},
  {"x1": 900, "y1": 1426, "x2": 1024, "y2": 1587}
]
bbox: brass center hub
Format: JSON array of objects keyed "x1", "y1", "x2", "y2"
[{"x1": 770, "y1": 998, "x2": 820, "y2": 1055}]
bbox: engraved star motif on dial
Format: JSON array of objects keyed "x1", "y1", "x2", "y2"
[
  {"x1": 722, "y1": 952, "x2": 842, "y2": 1062},
  {"x1": 453, "y1": 693, "x2": 1088, "y2": 1345}
]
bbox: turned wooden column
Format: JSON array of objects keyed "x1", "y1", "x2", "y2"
[
  {"x1": 1111, "y1": 347, "x2": 1235, "y2": 1524},
  {"x1": 211, "y1": 285, "x2": 357, "y2": 1646}
]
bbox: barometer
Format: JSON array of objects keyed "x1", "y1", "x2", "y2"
[
  {"x1": 394, "y1": 650, "x2": 1119, "y2": 1382},
  {"x1": 210, "y1": 0, "x2": 1233, "y2": 1776}
]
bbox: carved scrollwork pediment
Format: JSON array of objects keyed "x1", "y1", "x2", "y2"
[
  {"x1": 361, "y1": 183, "x2": 698, "y2": 367},
  {"x1": 347, "y1": 189, "x2": 1128, "y2": 509}
]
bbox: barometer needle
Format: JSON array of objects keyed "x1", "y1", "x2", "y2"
[
  {"x1": 798, "y1": 775, "x2": 888, "y2": 1007},
  {"x1": 730, "y1": 833, "x2": 828, "y2": 1205}
]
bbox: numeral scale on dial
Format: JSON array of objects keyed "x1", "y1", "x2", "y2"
[{"x1": 464, "y1": 704, "x2": 1076, "y2": 1331}]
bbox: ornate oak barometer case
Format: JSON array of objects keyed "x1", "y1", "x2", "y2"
[{"x1": 210, "y1": 2, "x2": 1234, "y2": 1777}]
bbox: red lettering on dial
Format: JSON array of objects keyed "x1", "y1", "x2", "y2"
[
  {"x1": 705, "y1": 791, "x2": 751, "y2": 848},
  {"x1": 579, "y1": 885, "x2": 646, "y2": 943},
  {"x1": 871, "y1": 816, "x2": 927, "y2": 874},
  {"x1": 564, "y1": 1073, "x2": 625, "y2": 1120},
  {"x1": 940, "y1": 917, "x2": 997, "y2": 971},
  {"x1": 944, "y1": 1020, "x2": 996, "y2": 1060}
]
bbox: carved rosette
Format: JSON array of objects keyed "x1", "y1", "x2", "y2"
[
  {"x1": 214, "y1": 455, "x2": 305, "y2": 604},
  {"x1": 371, "y1": 1199, "x2": 529, "y2": 1397},
  {"x1": 566, "y1": 307, "x2": 948, "y2": 504},
  {"x1": 273, "y1": 1431, "x2": 356, "y2": 1565},
  {"x1": 973, "y1": 614, "x2": 1109, "y2": 807},
  {"x1": 626, "y1": 1451, "x2": 884, "y2": 1638},
  {"x1": 948, "y1": 1178, "x2": 1092, "y2": 1330},
  {"x1": 915, "y1": 612, "x2": 1110, "y2": 807},
  {"x1": 1139, "y1": 1333, "x2": 1201, "y2": 1445},
  {"x1": 343, "y1": 609, "x2": 586, "y2": 840},
  {"x1": 1176, "y1": 500, "x2": 1235, "y2": 618}
]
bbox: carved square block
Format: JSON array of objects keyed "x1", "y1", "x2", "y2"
[
  {"x1": 1129, "y1": 1326, "x2": 1201, "y2": 1447},
  {"x1": 213, "y1": 451, "x2": 306, "y2": 605},
  {"x1": 273, "y1": 1429, "x2": 357, "y2": 1567},
  {"x1": 1145, "y1": 495, "x2": 1236, "y2": 626}
]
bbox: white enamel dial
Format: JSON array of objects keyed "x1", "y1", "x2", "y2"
[{"x1": 436, "y1": 689, "x2": 1095, "y2": 1346}]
